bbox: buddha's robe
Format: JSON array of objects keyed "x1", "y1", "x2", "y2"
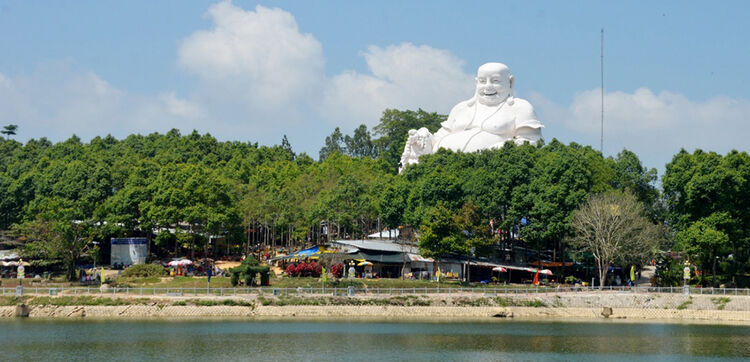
[{"x1": 432, "y1": 97, "x2": 543, "y2": 153}]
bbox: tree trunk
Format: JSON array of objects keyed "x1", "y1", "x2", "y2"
[
  {"x1": 146, "y1": 232, "x2": 152, "y2": 263},
  {"x1": 598, "y1": 259, "x2": 607, "y2": 289},
  {"x1": 245, "y1": 224, "x2": 250, "y2": 257},
  {"x1": 537, "y1": 246, "x2": 542, "y2": 271},
  {"x1": 712, "y1": 250, "x2": 718, "y2": 288},
  {"x1": 560, "y1": 241, "x2": 566, "y2": 282},
  {"x1": 67, "y1": 258, "x2": 76, "y2": 281}
]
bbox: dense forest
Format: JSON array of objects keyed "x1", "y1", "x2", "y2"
[{"x1": 1, "y1": 109, "x2": 749, "y2": 286}]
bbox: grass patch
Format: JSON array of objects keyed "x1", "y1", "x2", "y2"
[
  {"x1": 256, "y1": 295, "x2": 433, "y2": 307},
  {"x1": 0, "y1": 296, "x2": 31, "y2": 306},
  {"x1": 121, "y1": 264, "x2": 166, "y2": 278},
  {"x1": 169, "y1": 299, "x2": 254, "y2": 307},
  {"x1": 190, "y1": 299, "x2": 255, "y2": 307},
  {"x1": 711, "y1": 297, "x2": 730, "y2": 310},
  {"x1": 111, "y1": 275, "x2": 542, "y2": 290},
  {"x1": 495, "y1": 297, "x2": 547, "y2": 308},
  {"x1": 3, "y1": 295, "x2": 155, "y2": 306},
  {"x1": 676, "y1": 297, "x2": 693, "y2": 310},
  {"x1": 113, "y1": 276, "x2": 234, "y2": 288},
  {"x1": 28, "y1": 296, "x2": 152, "y2": 306},
  {"x1": 453, "y1": 297, "x2": 493, "y2": 307}
]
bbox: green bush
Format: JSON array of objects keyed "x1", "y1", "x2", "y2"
[
  {"x1": 244, "y1": 273, "x2": 254, "y2": 287},
  {"x1": 121, "y1": 263, "x2": 167, "y2": 278},
  {"x1": 190, "y1": 299, "x2": 254, "y2": 307},
  {"x1": 230, "y1": 257, "x2": 270, "y2": 287}
]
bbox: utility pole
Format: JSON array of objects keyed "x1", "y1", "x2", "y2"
[{"x1": 599, "y1": 28, "x2": 604, "y2": 156}]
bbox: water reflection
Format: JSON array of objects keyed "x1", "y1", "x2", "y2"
[{"x1": 0, "y1": 320, "x2": 748, "y2": 361}]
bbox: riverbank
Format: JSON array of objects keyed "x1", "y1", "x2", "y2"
[{"x1": 2, "y1": 293, "x2": 750, "y2": 324}]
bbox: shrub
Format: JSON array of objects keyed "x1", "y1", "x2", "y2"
[
  {"x1": 302, "y1": 263, "x2": 314, "y2": 277},
  {"x1": 121, "y1": 263, "x2": 166, "y2": 278},
  {"x1": 230, "y1": 258, "x2": 271, "y2": 287},
  {"x1": 244, "y1": 272, "x2": 254, "y2": 286},
  {"x1": 309, "y1": 262, "x2": 322, "y2": 277},
  {"x1": 285, "y1": 264, "x2": 298, "y2": 277},
  {"x1": 282, "y1": 262, "x2": 323, "y2": 278},
  {"x1": 330, "y1": 263, "x2": 344, "y2": 278},
  {"x1": 192, "y1": 299, "x2": 254, "y2": 307}
]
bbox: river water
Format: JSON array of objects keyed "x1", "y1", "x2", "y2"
[{"x1": 1, "y1": 319, "x2": 749, "y2": 361}]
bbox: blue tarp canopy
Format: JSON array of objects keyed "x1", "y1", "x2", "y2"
[
  {"x1": 296, "y1": 246, "x2": 320, "y2": 257},
  {"x1": 271, "y1": 246, "x2": 321, "y2": 261}
]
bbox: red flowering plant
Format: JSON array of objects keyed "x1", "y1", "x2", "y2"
[
  {"x1": 285, "y1": 264, "x2": 298, "y2": 277},
  {"x1": 309, "y1": 262, "x2": 322, "y2": 277},
  {"x1": 330, "y1": 263, "x2": 345, "y2": 278}
]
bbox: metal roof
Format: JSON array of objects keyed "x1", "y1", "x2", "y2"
[{"x1": 333, "y1": 239, "x2": 418, "y2": 253}]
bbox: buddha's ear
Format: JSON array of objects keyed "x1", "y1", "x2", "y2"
[{"x1": 509, "y1": 75, "x2": 514, "y2": 89}]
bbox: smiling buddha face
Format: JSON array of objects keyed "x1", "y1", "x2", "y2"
[{"x1": 474, "y1": 62, "x2": 513, "y2": 106}]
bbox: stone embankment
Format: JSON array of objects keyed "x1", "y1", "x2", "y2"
[{"x1": 1, "y1": 292, "x2": 749, "y2": 324}]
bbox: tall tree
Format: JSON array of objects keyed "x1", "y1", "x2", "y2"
[
  {"x1": 419, "y1": 202, "x2": 467, "y2": 260},
  {"x1": 345, "y1": 124, "x2": 376, "y2": 158},
  {"x1": 15, "y1": 200, "x2": 96, "y2": 281},
  {"x1": 674, "y1": 216, "x2": 729, "y2": 287},
  {"x1": 372, "y1": 109, "x2": 445, "y2": 171},
  {"x1": 663, "y1": 149, "x2": 750, "y2": 285},
  {"x1": 319, "y1": 127, "x2": 346, "y2": 161},
  {"x1": 568, "y1": 191, "x2": 661, "y2": 288},
  {"x1": 1, "y1": 124, "x2": 18, "y2": 140},
  {"x1": 280, "y1": 134, "x2": 295, "y2": 160}
]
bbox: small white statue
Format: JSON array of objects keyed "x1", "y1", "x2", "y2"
[
  {"x1": 399, "y1": 62, "x2": 543, "y2": 172},
  {"x1": 399, "y1": 127, "x2": 434, "y2": 173}
]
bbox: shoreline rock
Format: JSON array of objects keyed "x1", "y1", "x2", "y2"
[
  {"x1": 1, "y1": 293, "x2": 749, "y2": 325},
  {"x1": 1, "y1": 304, "x2": 749, "y2": 325}
]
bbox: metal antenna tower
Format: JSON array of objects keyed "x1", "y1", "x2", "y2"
[{"x1": 599, "y1": 28, "x2": 604, "y2": 156}]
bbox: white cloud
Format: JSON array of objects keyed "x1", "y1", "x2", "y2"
[
  {"x1": 319, "y1": 43, "x2": 474, "y2": 128},
  {"x1": 177, "y1": 1, "x2": 324, "y2": 112},
  {"x1": 529, "y1": 88, "x2": 750, "y2": 170},
  {"x1": 11, "y1": 0, "x2": 748, "y2": 171},
  {"x1": 158, "y1": 91, "x2": 205, "y2": 119},
  {"x1": 0, "y1": 62, "x2": 205, "y2": 142},
  {"x1": 1, "y1": 2, "x2": 477, "y2": 152}
]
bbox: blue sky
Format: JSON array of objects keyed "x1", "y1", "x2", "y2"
[{"x1": 2, "y1": 0, "x2": 749, "y2": 173}]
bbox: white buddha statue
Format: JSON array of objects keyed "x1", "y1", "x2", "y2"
[{"x1": 399, "y1": 62, "x2": 543, "y2": 172}]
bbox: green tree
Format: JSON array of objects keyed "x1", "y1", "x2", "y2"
[
  {"x1": 319, "y1": 127, "x2": 346, "y2": 161},
  {"x1": 419, "y1": 201, "x2": 494, "y2": 281},
  {"x1": 15, "y1": 201, "x2": 96, "y2": 281},
  {"x1": 373, "y1": 109, "x2": 445, "y2": 171},
  {"x1": 663, "y1": 149, "x2": 750, "y2": 286},
  {"x1": 1, "y1": 124, "x2": 18, "y2": 140},
  {"x1": 345, "y1": 124, "x2": 376, "y2": 158},
  {"x1": 419, "y1": 202, "x2": 467, "y2": 259},
  {"x1": 280, "y1": 134, "x2": 295, "y2": 160},
  {"x1": 509, "y1": 141, "x2": 597, "y2": 274},
  {"x1": 675, "y1": 216, "x2": 730, "y2": 287}
]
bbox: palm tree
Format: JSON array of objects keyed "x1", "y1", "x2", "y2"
[{"x1": 1, "y1": 124, "x2": 18, "y2": 140}]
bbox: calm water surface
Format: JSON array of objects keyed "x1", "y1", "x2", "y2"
[{"x1": 1, "y1": 319, "x2": 749, "y2": 361}]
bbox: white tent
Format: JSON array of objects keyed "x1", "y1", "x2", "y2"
[{"x1": 366, "y1": 229, "x2": 400, "y2": 239}]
